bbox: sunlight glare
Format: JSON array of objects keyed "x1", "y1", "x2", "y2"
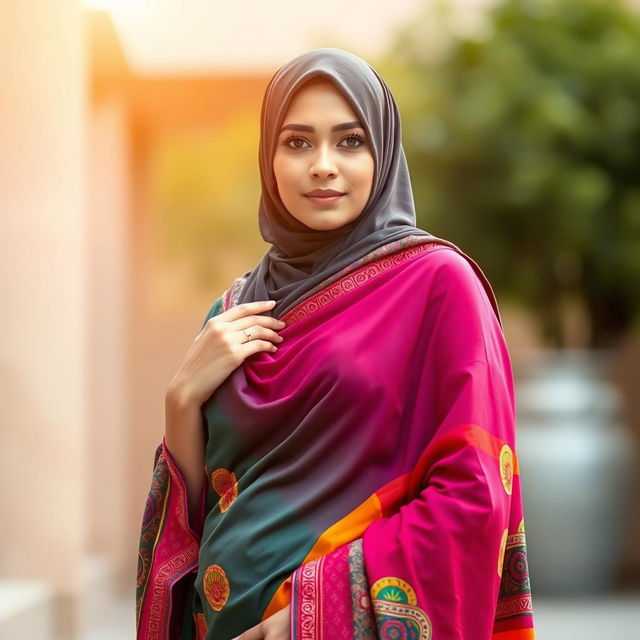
[{"x1": 84, "y1": 0, "x2": 143, "y2": 11}]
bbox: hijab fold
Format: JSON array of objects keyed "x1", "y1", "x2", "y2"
[{"x1": 236, "y1": 47, "x2": 434, "y2": 317}]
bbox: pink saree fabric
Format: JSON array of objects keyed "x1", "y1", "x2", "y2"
[
  {"x1": 136, "y1": 236, "x2": 535, "y2": 639},
  {"x1": 285, "y1": 242, "x2": 535, "y2": 639}
]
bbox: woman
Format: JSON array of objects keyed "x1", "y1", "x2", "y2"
[{"x1": 136, "y1": 47, "x2": 536, "y2": 640}]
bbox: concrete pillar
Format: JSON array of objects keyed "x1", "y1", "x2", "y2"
[{"x1": 0, "y1": 1, "x2": 88, "y2": 636}]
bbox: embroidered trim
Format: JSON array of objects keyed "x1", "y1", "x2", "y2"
[
  {"x1": 146, "y1": 551, "x2": 199, "y2": 637},
  {"x1": 496, "y1": 532, "x2": 534, "y2": 620},
  {"x1": 294, "y1": 555, "x2": 323, "y2": 640},
  {"x1": 370, "y1": 576, "x2": 433, "y2": 640},
  {"x1": 282, "y1": 242, "x2": 444, "y2": 325},
  {"x1": 220, "y1": 236, "x2": 448, "y2": 316}
]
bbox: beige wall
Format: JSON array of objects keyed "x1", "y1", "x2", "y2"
[
  {"x1": 87, "y1": 91, "x2": 131, "y2": 576},
  {"x1": 0, "y1": 2, "x2": 136, "y2": 637}
]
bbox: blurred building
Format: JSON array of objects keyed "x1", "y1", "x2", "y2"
[{"x1": 0, "y1": 4, "x2": 271, "y2": 638}]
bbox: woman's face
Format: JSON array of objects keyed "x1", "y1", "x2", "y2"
[{"x1": 272, "y1": 78, "x2": 375, "y2": 231}]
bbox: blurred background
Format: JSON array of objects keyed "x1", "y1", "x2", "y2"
[{"x1": 1, "y1": 0, "x2": 639, "y2": 638}]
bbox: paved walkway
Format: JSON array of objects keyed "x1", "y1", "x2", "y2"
[{"x1": 84, "y1": 591, "x2": 640, "y2": 639}]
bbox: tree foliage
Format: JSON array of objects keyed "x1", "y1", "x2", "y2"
[{"x1": 387, "y1": 0, "x2": 640, "y2": 347}]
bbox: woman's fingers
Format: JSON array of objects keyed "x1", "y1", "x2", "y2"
[
  {"x1": 221, "y1": 300, "x2": 277, "y2": 323},
  {"x1": 231, "y1": 603, "x2": 291, "y2": 640},
  {"x1": 230, "y1": 621, "x2": 264, "y2": 640}
]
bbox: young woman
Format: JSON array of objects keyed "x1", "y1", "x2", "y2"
[{"x1": 136, "y1": 47, "x2": 536, "y2": 640}]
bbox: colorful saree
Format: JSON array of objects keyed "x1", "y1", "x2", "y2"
[{"x1": 136, "y1": 235, "x2": 535, "y2": 640}]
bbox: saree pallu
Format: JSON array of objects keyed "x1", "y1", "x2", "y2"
[{"x1": 136, "y1": 235, "x2": 536, "y2": 640}]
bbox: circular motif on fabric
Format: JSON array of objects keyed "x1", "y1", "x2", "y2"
[
  {"x1": 203, "y1": 564, "x2": 230, "y2": 612},
  {"x1": 380, "y1": 619, "x2": 408, "y2": 640},
  {"x1": 507, "y1": 549, "x2": 530, "y2": 584},
  {"x1": 499, "y1": 445, "x2": 513, "y2": 495},
  {"x1": 210, "y1": 468, "x2": 238, "y2": 512},
  {"x1": 194, "y1": 612, "x2": 208, "y2": 640},
  {"x1": 371, "y1": 577, "x2": 418, "y2": 605},
  {"x1": 518, "y1": 518, "x2": 525, "y2": 533},
  {"x1": 497, "y1": 528, "x2": 509, "y2": 577}
]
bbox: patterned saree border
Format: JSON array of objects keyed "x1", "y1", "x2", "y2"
[
  {"x1": 281, "y1": 241, "x2": 446, "y2": 325},
  {"x1": 222, "y1": 235, "x2": 452, "y2": 314},
  {"x1": 136, "y1": 447, "x2": 172, "y2": 631},
  {"x1": 137, "y1": 440, "x2": 203, "y2": 640},
  {"x1": 291, "y1": 553, "x2": 324, "y2": 640}
]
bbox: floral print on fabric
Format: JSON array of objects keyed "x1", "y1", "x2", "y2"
[
  {"x1": 203, "y1": 564, "x2": 230, "y2": 612},
  {"x1": 210, "y1": 467, "x2": 238, "y2": 512}
]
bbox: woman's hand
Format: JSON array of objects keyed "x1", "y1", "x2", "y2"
[
  {"x1": 231, "y1": 604, "x2": 290, "y2": 640},
  {"x1": 168, "y1": 299, "x2": 285, "y2": 407}
]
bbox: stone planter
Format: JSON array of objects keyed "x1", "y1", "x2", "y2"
[{"x1": 514, "y1": 349, "x2": 637, "y2": 595}]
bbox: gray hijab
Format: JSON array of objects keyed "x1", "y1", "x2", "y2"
[{"x1": 236, "y1": 47, "x2": 433, "y2": 317}]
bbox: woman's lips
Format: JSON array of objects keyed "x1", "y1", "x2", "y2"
[{"x1": 303, "y1": 194, "x2": 345, "y2": 207}]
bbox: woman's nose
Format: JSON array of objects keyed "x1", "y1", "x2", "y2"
[{"x1": 310, "y1": 144, "x2": 338, "y2": 178}]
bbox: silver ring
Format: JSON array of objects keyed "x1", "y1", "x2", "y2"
[{"x1": 243, "y1": 327, "x2": 252, "y2": 339}]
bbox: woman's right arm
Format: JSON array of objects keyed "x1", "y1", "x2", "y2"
[
  {"x1": 163, "y1": 298, "x2": 285, "y2": 524},
  {"x1": 164, "y1": 390, "x2": 208, "y2": 526}
]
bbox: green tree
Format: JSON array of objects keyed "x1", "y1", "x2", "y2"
[{"x1": 387, "y1": 0, "x2": 640, "y2": 347}]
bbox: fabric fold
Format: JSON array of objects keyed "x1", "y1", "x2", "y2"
[{"x1": 136, "y1": 438, "x2": 207, "y2": 639}]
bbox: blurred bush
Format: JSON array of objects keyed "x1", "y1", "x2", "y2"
[{"x1": 385, "y1": 0, "x2": 640, "y2": 348}]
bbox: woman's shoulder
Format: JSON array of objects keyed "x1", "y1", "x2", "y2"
[
  {"x1": 416, "y1": 244, "x2": 502, "y2": 326},
  {"x1": 415, "y1": 243, "x2": 483, "y2": 287}
]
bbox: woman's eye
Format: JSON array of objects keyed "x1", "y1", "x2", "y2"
[
  {"x1": 339, "y1": 133, "x2": 365, "y2": 148},
  {"x1": 284, "y1": 136, "x2": 310, "y2": 150}
]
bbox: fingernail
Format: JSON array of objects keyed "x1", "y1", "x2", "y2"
[{"x1": 266, "y1": 300, "x2": 276, "y2": 305}]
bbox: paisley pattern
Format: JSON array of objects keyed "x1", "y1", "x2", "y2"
[
  {"x1": 371, "y1": 577, "x2": 432, "y2": 640},
  {"x1": 203, "y1": 564, "x2": 230, "y2": 612},
  {"x1": 348, "y1": 539, "x2": 377, "y2": 639},
  {"x1": 136, "y1": 548, "x2": 149, "y2": 589},
  {"x1": 210, "y1": 467, "x2": 238, "y2": 512},
  {"x1": 499, "y1": 444, "x2": 513, "y2": 495},
  {"x1": 135, "y1": 444, "x2": 168, "y2": 620}
]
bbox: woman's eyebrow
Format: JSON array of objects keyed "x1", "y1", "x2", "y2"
[{"x1": 280, "y1": 121, "x2": 363, "y2": 133}]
